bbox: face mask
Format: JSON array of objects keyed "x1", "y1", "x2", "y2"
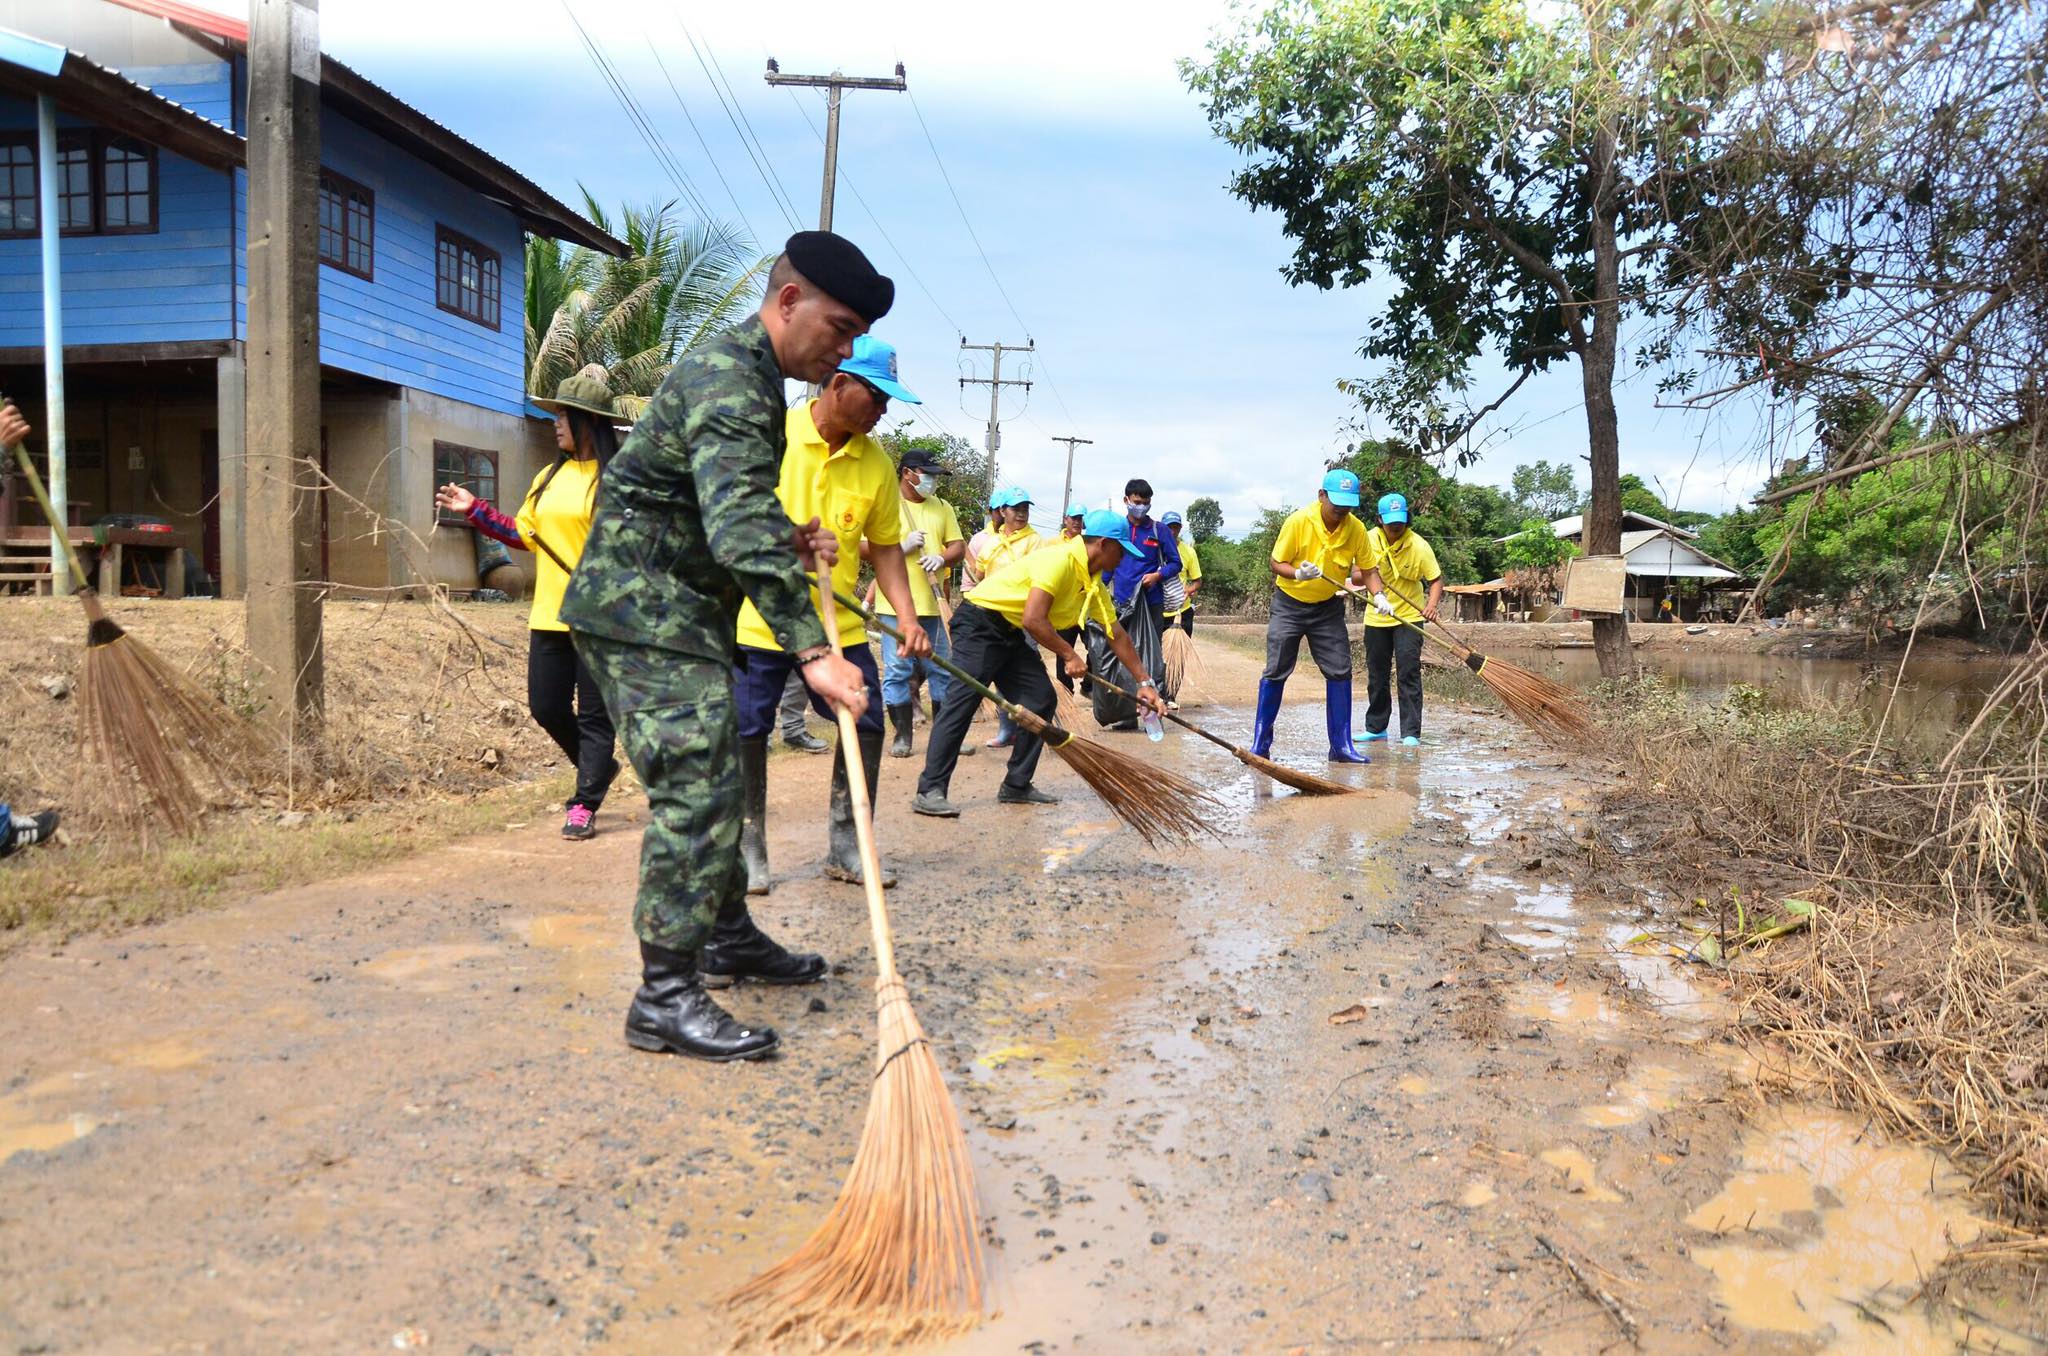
[
  {"x1": 915, "y1": 474, "x2": 937, "y2": 497},
  {"x1": 1126, "y1": 502, "x2": 1147, "y2": 520}
]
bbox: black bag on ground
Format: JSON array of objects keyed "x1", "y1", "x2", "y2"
[{"x1": 1086, "y1": 597, "x2": 1166, "y2": 727}]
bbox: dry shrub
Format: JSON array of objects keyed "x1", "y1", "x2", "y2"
[{"x1": 1596, "y1": 667, "x2": 2048, "y2": 1234}]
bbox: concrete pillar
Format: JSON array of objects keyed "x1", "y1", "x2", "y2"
[
  {"x1": 216, "y1": 343, "x2": 247, "y2": 598},
  {"x1": 383, "y1": 388, "x2": 415, "y2": 594}
]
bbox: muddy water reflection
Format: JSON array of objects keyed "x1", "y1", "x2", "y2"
[{"x1": 1690, "y1": 1106, "x2": 1984, "y2": 1352}]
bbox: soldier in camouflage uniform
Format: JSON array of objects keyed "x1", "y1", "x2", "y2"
[{"x1": 562, "y1": 230, "x2": 893, "y2": 1063}]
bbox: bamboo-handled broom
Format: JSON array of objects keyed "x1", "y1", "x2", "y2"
[
  {"x1": 834, "y1": 590, "x2": 1226, "y2": 848},
  {"x1": 7, "y1": 429, "x2": 265, "y2": 837},
  {"x1": 1086, "y1": 673, "x2": 1360, "y2": 796},
  {"x1": 726, "y1": 584, "x2": 985, "y2": 1348},
  {"x1": 1346, "y1": 582, "x2": 1594, "y2": 743}
]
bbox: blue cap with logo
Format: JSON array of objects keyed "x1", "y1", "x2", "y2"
[
  {"x1": 837, "y1": 335, "x2": 921, "y2": 404},
  {"x1": 1322, "y1": 468, "x2": 1362, "y2": 508},
  {"x1": 989, "y1": 484, "x2": 1033, "y2": 509},
  {"x1": 1080, "y1": 508, "x2": 1143, "y2": 556},
  {"x1": 1377, "y1": 491, "x2": 1410, "y2": 524},
  {"x1": 1065, "y1": 501, "x2": 1088, "y2": 518},
  {"x1": 1160, "y1": 510, "x2": 1184, "y2": 527}
]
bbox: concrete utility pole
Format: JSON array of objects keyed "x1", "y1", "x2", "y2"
[
  {"x1": 245, "y1": 0, "x2": 324, "y2": 733},
  {"x1": 960, "y1": 338, "x2": 1032, "y2": 491},
  {"x1": 1052, "y1": 435, "x2": 1093, "y2": 517},
  {"x1": 763, "y1": 60, "x2": 907, "y2": 232}
]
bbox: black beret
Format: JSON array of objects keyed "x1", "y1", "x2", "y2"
[{"x1": 783, "y1": 230, "x2": 895, "y2": 324}]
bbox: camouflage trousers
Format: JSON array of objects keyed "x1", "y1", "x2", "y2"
[{"x1": 572, "y1": 631, "x2": 744, "y2": 953}]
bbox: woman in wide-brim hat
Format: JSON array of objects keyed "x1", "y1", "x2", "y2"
[{"x1": 435, "y1": 367, "x2": 625, "y2": 840}]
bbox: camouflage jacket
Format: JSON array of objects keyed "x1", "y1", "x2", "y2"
[{"x1": 559, "y1": 315, "x2": 828, "y2": 662}]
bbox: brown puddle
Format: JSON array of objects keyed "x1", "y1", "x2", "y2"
[
  {"x1": 361, "y1": 943, "x2": 497, "y2": 987},
  {"x1": 527, "y1": 913, "x2": 615, "y2": 950},
  {"x1": 1511, "y1": 981, "x2": 1620, "y2": 1031},
  {"x1": 1458, "y1": 1180, "x2": 1498, "y2": 1208},
  {"x1": 1689, "y1": 1106, "x2": 1986, "y2": 1351},
  {"x1": 1577, "y1": 1062, "x2": 1687, "y2": 1128},
  {"x1": 1538, "y1": 1146, "x2": 1622, "y2": 1203},
  {"x1": 1395, "y1": 1073, "x2": 1436, "y2": 1097},
  {"x1": 0, "y1": 1112, "x2": 100, "y2": 1164}
]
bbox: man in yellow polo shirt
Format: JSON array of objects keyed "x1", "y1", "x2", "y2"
[
  {"x1": 913, "y1": 509, "x2": 1167, "y2": 818},
  {"x1": 1358, "y1": 492, "x2": 1445, "y2": 748},
  {"x1": 1253, "y1": 469, "x2": 1390, "y2": 764},
  {"x1": 730, "y1": 336, "x2": 930, "y2": 923},
  {"x1": 871, "y1": 446, "x2": 966, "y2": 759},
  {"x1": 974, "y1": 486, "x2": 1046, "y2": 750}
]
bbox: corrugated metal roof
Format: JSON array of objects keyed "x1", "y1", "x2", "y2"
[{"x1": 0, "y1": 24, "x2": 245, "y2": 172}]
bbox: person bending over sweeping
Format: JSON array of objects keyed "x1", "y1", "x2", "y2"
[
  {"x1": 913, "y1": 509, "x2": 1168, "y2": 818},
  {"x1": 871, "y1": 446, "x2": 965, "y2": 760},
  {"x1": 561, "y1": 230, "x2": 883, "y2": 1063},
  {"x1": 1357, "y1": 492, "x2": 1444, "y2": 748},
  {"x1": 732, "y1": 335, "x2": 930, "y2": 899},
  {"x1": 1251, "y1": 469, "x2": 1390, "y2": 764},
  {"x1": 437, "y1": 370, "x2": 623, "y2": 841}
]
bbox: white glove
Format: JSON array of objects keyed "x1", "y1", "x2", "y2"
[
  {"x1": 1294, "y1": 561, "x2": 1323, "y2": 582},
  {"x1": 1372, "y1": 591, "x2": 1395, "y2": 616},
  {"x1": 919, "y1": 552, "x2": 947, "y2": 575},
  {"x1": 902, "y1": 529, "x2": 927, "y2": 551}
]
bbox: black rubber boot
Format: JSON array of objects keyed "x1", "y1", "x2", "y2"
[
  {"x1": 699, "y1": 897, "x2": 827, "y2": 988},
  {"x1": 887, "y1": 703, "x2": 914, "y2": 758},
  {"x1": 739, "y1": 735, "x2": 769, "y2": 896},
  {"x1": 825, "y1": 730, "x2": 897, "y2": 888},
  {"x1": 624, "y1": 940, "x2": 779, "y2": 1062}
]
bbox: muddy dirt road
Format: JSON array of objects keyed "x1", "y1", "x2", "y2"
[{"x1": 0, "y1": 639, "x2": 2029, "y2": 1354}]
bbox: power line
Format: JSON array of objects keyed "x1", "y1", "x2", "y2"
[
  {"x1": 644, "y1": 38, "x2": 756, "y2": 233},
  {"x1": 675, "y1": 18, "x2": 803, "y2": 233},
  {"x1": 558, "y1": 0, "x2": 716, "y2": 225},
  {"x1": 778, "y1": 86, "x2": 967, "y2": 340},
  {"x1": 903, "y1": 85, "x2": 1081, "y2": 430}
]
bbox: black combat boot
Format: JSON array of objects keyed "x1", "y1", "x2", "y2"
[
  {"x1": 887, "y1": 703, "x2": 914, "y2": 758},
  {"x1": 624, "y1": 940, "x2": 779, "y2": 1062},
  {"x1": 739, "y1": 735, "x2": 770, "y2": 896},
  {"x1": 825, "y1": 729, "x2": 897, "y2": 888},
  {"x1": 699, "y1": 897, "x2": 828, "y2": 988}
]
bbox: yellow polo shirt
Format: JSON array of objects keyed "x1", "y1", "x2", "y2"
[
  {"x1": 1271, "y1": 504, "x2": 1368, "y2": 604},
  {"x1": 977, "y1": 523, "x2": 1045, "y2": 582},
  {"x1": 968, "y1": 535, "x2": 1118, "y2": 633},
  {"x1": 734, "y1": 401, "x2": 903, "y2": 649},
  {"x1": 878, "y1": 492, "x2": 964, "y2": 618},
  {"x1": 1166, "y1": 536, "x2": 1202, "y2": 616},
  {"x1": 1363, "y1": 526, "x2": 1442, "y2": 627},
  {"x1": 514, "y1": 456, "x2": 598, "y2": 632}
]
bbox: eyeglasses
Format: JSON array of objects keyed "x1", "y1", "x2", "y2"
[{"x1": 853, "y1": 377, "x2": 889, "y2": 409}]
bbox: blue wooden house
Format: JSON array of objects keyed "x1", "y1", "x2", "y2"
[{"x1": 0, "y1": 0, "x2": 625, "y2": 595}]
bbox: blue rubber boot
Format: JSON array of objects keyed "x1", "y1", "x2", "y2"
[
  {"x1": 1249, "y1": 678, "x2": 1285, "y2": 758},
  {"x1": 1325, "y1": 680, "x2": 1371, "y2": 763}
]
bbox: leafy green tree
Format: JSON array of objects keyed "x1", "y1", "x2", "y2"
[
  {"x1": 1186, "y1": 497, "x2": 1224, "y2": 542},
  {"x1": 1185, "y1": 0, "x2": 1735, "y2": 675},
  {"x1": 525, "y1": 196, "x2": 765, "y2": 412},
  {"x1": 1510, "y1": 461, "x2": 1579, "y2": 522},
  {"x1": 1503, "y1": 518, "x2": 1578, "y2": 573},
  {"x1": 876, "y1": 426, "x2": 986, "y2": 534}
]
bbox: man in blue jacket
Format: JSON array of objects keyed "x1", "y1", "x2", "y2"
[{"x1": 1107, "y1": 478, "x2": 1181, "y2": 687}]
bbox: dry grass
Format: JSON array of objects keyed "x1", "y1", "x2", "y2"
[
  {"x1": 1, "y1": 597, "x2": 584, "y2": 946},
  {"x1": 1595, "y1": 666, "x2": 2048, "y2": 1237}
]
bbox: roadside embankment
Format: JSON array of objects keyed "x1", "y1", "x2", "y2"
[{"x1": 1201, "y1": 614, "x2": 2006, "y2": 660}]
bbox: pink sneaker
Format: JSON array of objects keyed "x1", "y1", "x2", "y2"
[{"x1": 562, "y1": 804, "x2": 596, "y2": 840}]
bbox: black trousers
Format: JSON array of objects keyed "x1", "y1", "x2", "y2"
[
  {"x1": 529, "y1": 629, "x2": 619, "y2": 809},
  {"x1": 1053, "y1": 625, "x2": 1081, "y2": 693},
  {"x1": 1362, "y1": 623, "x2": 1425, "y2": 739},
  {"x1": 1177, "y1": 609, "x2": 1195, "y2": 636},
  {"x1": 1263, "y1": 592, "x2": 1353, "y2": 682},
  {"x1": 918, "y1": 603, "x2": 1057, "y2": 796}
]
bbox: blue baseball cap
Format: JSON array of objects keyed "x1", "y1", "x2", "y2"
[
  {"x1": 1160, "y1": 510, "x2": 1184, "y2": 527},
  {"x1": 1080, "y1": 508, "x2": 1143, "y2": 556},
  {"x1": 836, "y1": 335, "x2": 921, "y2": 404},
  {"x1": 1065, "y1": 501, "x2": 1088, "y2": 518},
  {"x1": 1377, "y1": 492, "x2": 1410, "y2": 524},
  {"x1": 1322, "y1": 469, "x2": 1362, "y2": 508},
  {"x1": 989, "y1": 484, "x2": 1033, "y2": 509}
]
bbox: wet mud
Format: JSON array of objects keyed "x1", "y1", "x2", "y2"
[{"x1": 1, "y1": 640, "x2": 2038, "y2": 1353}]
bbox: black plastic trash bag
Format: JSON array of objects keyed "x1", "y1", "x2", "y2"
[{"x1": 1086, "y1": 597, "x2": 1166, "y2": 727}]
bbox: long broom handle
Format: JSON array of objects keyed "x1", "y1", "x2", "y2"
[
  {"x1": 1340, "y1": 581, "x2": 1489, "y2": 674},
  {"x1": 1082, "y1": 669, "x2": 1241, "y2": 753},
  {"x1": 831, "y1": 588, "x2": 1052, "y2": 734},
  {"x1": 8, "y1": 439, "x2": 93, "y2": 592},
  {"x1": 813, "y1": 582, "x2": 897, "y2": 980}
]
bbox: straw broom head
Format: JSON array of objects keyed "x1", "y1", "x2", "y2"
[
  {"x1": 1161, "y1": 626, "x2": 1202, "y2": 702},
  {"x1": 1463, "y1": 651, "x2": 1597, "y2": 744},
  {"x1": 1009, "y1": 707, "x2": 1227, "y2": 847},
  {"x1": 78, "y1": 592, "x2": 270, "y2": 837},
  {"x1": 725, "y1": 974, "x2": 984, "y2": 1349},
  {"x1": 1229, "y1": 747, "x2": 1358, "y2": 796}
]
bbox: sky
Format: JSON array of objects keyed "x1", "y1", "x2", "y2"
[{"x1": 298, "y1": 0, "x2": 1776, "y2": 535}]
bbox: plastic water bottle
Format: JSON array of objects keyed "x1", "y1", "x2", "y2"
[{"x1": 1139, "y1": 707, "x2": 1165, "y2": 742}]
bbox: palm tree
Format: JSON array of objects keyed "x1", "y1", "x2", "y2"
[{"x1": 525, "y1": 194, "x2": 766, "y2": 418}]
